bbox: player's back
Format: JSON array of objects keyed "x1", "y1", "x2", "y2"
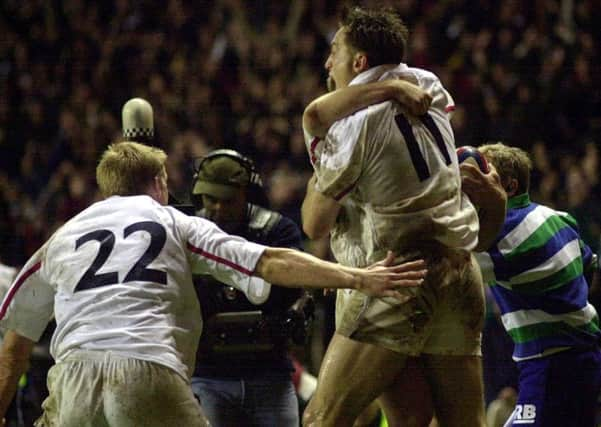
[
  {"x1": 324, "y1": 65, "x2": 479, "y2": 266},
  {"x1": 44, "y1": 195, "x2": 201, "y2": 378}
]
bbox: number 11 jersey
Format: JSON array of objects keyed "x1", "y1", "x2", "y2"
[{"x1": 304, "y1": 63, "x2": 480, "y2": 268}]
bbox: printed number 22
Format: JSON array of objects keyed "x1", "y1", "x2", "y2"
[
  {"x1": 394, "y1": 113, "x2": 451, "y2": 181},
  {"x1": 74, "y1": 221, "x2": 167, "y2": 292}
]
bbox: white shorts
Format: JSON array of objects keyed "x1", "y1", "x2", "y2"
[
  {"x1": 336, "y1": 245, "x2": 485, "y2": 356},
  {"x1": 35, "y1": 351, "x2": 208, "y2": 427}
]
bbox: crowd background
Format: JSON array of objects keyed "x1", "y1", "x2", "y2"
[{"x1": 1, "y1": 0, "x2": 600, "y2": 423}]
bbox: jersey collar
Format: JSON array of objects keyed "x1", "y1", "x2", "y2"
[
  {"x1": 350, "y1": 64, "x2": 400, "y2": 86},
  {"x1": 507, "y1": 193, "x2": 531, "y2": 209}
]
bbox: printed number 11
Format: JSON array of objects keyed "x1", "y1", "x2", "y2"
[{"x1": 394, "y1": 113, "x2": 451, "y2": 181}]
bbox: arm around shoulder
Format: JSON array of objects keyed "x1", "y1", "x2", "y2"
[{"x1": 303, "y1": 80, "x2": 431, "y2": 139}]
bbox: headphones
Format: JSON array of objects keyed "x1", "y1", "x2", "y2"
[{"x1": 191, "y1": 149, "x2": 269, "y2": 209}]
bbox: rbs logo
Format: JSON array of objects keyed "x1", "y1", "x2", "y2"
[{"x1": 513, "y1": 404, "x2": 536, "y2": 424}]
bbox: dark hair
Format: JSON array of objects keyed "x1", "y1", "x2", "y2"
[{"x1": 341, "y1": 6, "x2": 409, "y2": 67}]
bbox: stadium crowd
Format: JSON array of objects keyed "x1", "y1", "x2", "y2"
[{"x1": 1, "y1": 0, "x2": 600, "y2": 424}]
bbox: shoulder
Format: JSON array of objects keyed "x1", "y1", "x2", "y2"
[
  {"x1": 325, "y1": 106, "x2": 376, "y2": 153},
  {"x1": 330, "y1": 106, "x2": 371, "y2": 134},
  {"x1": 398, "y1": 65, "x2": 443, "y2": 86}
]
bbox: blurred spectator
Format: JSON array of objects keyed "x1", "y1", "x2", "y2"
[
  {"x1": 0, "y1": 0, "x2": 599, "y2": 266},
  {"x1": 0, "y1": 3, "x2": 600, "y2": 422}
]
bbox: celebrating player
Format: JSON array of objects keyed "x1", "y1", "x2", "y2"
[
  {"x1": 0, "y1": 141, "x2": 427, "y2": 426},
  {"x1": 300, "y1": 6, "x2": 505, "y2": 426}
]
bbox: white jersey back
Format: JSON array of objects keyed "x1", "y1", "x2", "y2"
[
  {"x1": 304, "y1": 64, "x2": 479, "y2": 267},
  {"x1": 0, "y1": 195, "x2": 267, "y2": 380}
]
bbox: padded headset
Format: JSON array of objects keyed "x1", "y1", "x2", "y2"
[{"x1": 191, "y1": 149, "x2": 269, "y2": 209}]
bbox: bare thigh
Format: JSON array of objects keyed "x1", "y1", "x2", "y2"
[
  {"x1": 421, "y1": 354, "x2": 485, "y2": 427},
  {"x1": 378, "y1": 357, "x2": 433, "y2": 427},
  {"x1": 302, "y1": 333, "x2": 408, "y2": 427},
  {"x1": 377, "y1": 354, "x2": 485, "y2": 427}
]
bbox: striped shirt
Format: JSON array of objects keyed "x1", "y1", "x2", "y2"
[{"x1": 476, "y1": 193, "x2": 600, "y2": 361}]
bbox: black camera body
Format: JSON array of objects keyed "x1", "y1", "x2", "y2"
[
  {"x1": 195, "y1": 277, "x2": 313, "y2": 355},
  {"x1": 175, "y1": 202, "x2": 314, "y2": 355}
]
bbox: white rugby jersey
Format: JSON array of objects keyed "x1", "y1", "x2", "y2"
[
  {"x1": 0, "y1": 195, "x2": 268, "y2": 380},
  {"x1": 305, "y1": 63, "x2": 479, "y2": 267}
]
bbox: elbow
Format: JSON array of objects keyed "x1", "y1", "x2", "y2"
[
  {"x1": 255, "y1": 249, "x2": 275, "y2": 282},
  {"x1": 303, "y1": 104, "x2": 325, "y2": 138}
]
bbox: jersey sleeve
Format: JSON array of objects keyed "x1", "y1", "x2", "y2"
[
  {"x1": 306, "y1": 110, "x2": 368, "y2": 202},
  {"x1": 559, "y1": 211, "x2": 593, "y2": 267},
  {"x1": 184, "y1": 216, "x2": 271, "y2": 304},
  {"x1": 0, "y1": 245, "x2": 55, "y2": 341},
  {"x1": 304, "y1": 127, "x2": 323, "y2": 169},
  {"x1": 406, "y1": 70, "x2": 455, "y2": 118},
  {"x1": 430, "y1": 80, "x2": 456, "y2": 117}
]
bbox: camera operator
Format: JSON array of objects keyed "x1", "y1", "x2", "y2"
[{"x1": 189, "y1": 149, "x2": 313, "y2": 427}]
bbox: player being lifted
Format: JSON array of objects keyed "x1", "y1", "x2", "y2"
[{"x1": 300, "y1": 6, "x2": 506, "y2": 426}]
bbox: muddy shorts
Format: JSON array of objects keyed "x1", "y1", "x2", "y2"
[
  {"x1": 35, "y1": 351, "x2": 207, "y2": 427},
  {"x1": 336, "y1": 244, "x2": 485, "y2": 356}
]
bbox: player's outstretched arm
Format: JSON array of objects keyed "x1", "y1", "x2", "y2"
[
  {"x1": 303, "y1": 79, "x2": 432, "y2": 138},
  {"x1": 0, "y1": 330, "x2": 35, "y2": 420},
  {"x1": 254, "y1": 248, "x2": 427, "y2": 299}
]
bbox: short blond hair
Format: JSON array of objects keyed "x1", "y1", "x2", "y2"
[
  {"x1": 478, "y1": 142, "x2": 532, "y2": 194},
  {"x1": 96, "y1": 141, "x2": 167, "y2": 197}
]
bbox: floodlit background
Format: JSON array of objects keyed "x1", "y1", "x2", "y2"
[{"x1": 1, "y1": 1, "x2": 599, "y2": 425}]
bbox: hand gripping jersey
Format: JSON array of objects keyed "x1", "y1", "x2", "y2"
[
  {"x1": 304, "y1": 63, "x2": 479, "y2": 268},
  {"x1": 0, "y1": 195, "x2": 268, "y2": 380}
]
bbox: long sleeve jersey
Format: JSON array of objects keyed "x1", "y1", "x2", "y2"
[{"x1": 476, "y1": 193, "x2": 600, "y2": 361}]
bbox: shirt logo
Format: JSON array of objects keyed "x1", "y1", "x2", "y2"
[{"x1": 513, "y1": 404, "x2": 537, "y2": 424}]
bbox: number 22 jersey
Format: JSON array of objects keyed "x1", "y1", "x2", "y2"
[{"x1": 0, "y1": 195, "x2": 269, "y2": 380}]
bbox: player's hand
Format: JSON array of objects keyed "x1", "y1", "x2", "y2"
[
  {"x1": 367, "y1": 250, "x2": 397, "y2": 270},
  {"x1": 356, "y1": 254, "x2": 427, "y2": 300},
  {"x1": 394, "y1": 80, "x2": 432, "y2": 116},
  {"x1": 460, "y1": 163, "x2": 505, "y2": 208}
]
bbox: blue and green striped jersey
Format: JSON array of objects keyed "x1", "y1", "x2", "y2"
[{"x1": 475, "y1": 193, "x2": 600, "y2": 361}]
